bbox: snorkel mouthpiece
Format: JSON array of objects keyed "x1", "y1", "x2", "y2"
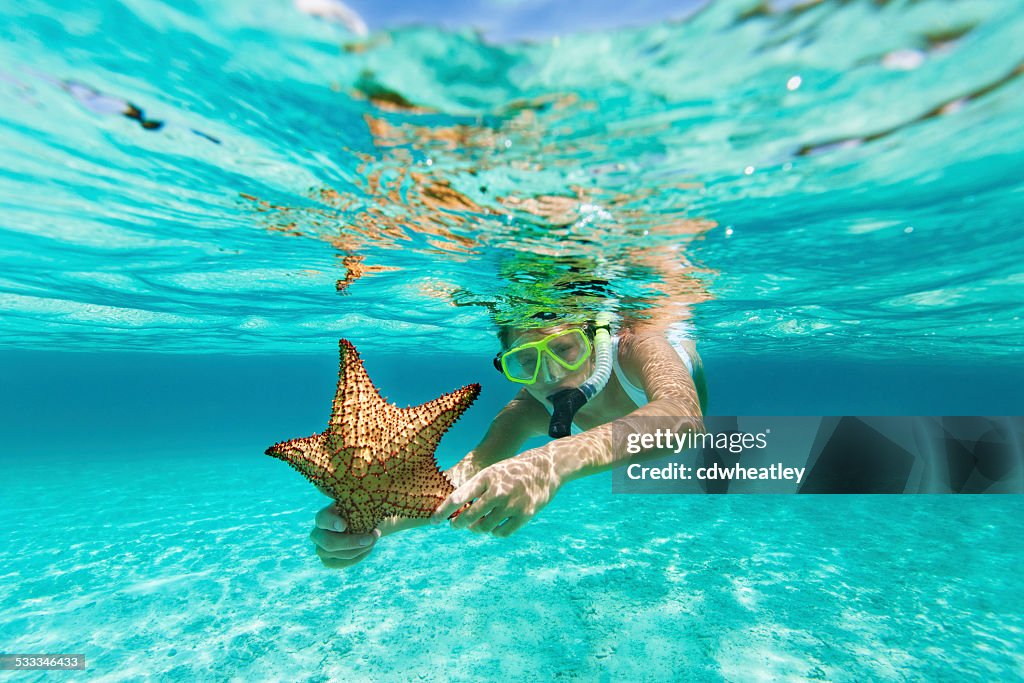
[
  {"x1": 545, "y1": 313, "x2": 614, "y2": 439},
  {"x1": 546, "y1": 387, "x2": 588, "y2": 439}
]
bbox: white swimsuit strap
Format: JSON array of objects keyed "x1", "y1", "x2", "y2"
[{"x1": 612, "y1": 336, "x2": 649, "y2": 409}]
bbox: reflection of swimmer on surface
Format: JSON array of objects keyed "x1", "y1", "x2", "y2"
[
  {"x1": 59, "y1": 79, "x2": 221, "y2": 143},
  {"x1": 62, "y1": 80, "x2": 164, "y2": 130},
  {"x1": 310, "y1": 313, "x2": 707, "y2": 568},
  {"x1": 245, "y1": 170, "x2": 713, "y2": 302}
]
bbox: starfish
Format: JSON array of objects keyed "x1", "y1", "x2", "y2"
[{"x1": 266, "y1": 339, "x2": 480, "y2": 534}]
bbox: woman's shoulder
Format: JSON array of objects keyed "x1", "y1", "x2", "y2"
[
  {"x1": 618, "y1": 323, "x2": 697, "y2": 349},
  {"x1": 615, "y1": 326, "x2": 679, "y2": 357},
  {"x1": 615, "y1": 326, "x2": 698, "y2": 384}
]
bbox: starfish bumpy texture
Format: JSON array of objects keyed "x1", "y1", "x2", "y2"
[{"x1": 266, "y1": 339, "x2": 480, "y2": 534}]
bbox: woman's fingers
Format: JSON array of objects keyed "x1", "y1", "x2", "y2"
[
  {"x1": 456, "y1": 499, "x2": 499, "y2": 532},
  {"x1": 309, "y1": 506, "x2": 382, "y2": 568},
  {"x1": 310, "y1": 526, "x2": 380, "y2": 553},
  {"x1": 315, "y1": 504, "x2": 346, "y2": 532},
  {"x1": 470, "y1": 509, "x2": 509, "y2": 534},
  {"x1": 492, "y1": 515, "x2": 527, "y2": 538},
  {"x1": 317, "y1": 545, "x2": 373, "y2": 568},
  {"x1": 431, "y1": 476, "x2": 489, "y2": 523},
  {"x1": 452, "y1": 495, "x2": 499, "y2": 530}
]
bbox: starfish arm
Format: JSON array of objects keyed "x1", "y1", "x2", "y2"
[
  {"x1": 402, "y1": 383, "x2": 481, "y2": 452},
  {"x1": 265, "y1": 433, "x2": 332, "y2": 491},
  {"x1": 329, "y1": 339, "x2": 386, "y2": 430},
  {"x1": 384, "y1": 458, "x2": 456, "y2": 505}
]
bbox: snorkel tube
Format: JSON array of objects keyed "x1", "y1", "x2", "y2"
[{"x1": 547, "y1": 313, "x2": 614, "y2": 439}]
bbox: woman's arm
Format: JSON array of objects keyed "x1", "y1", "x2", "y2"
[{"x1": 444, "y1": 388, "x2": 549, "y2": 487}]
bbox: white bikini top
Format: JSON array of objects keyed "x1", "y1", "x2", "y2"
[{"x1": 540, "y1": 336, "x2": 696, "y2": 435}]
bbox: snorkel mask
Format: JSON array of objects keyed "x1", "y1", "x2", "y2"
[{"x1": 494, "y1": 313, "x2": 614, "y2": 439}]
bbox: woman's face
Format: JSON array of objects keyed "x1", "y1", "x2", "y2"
[{"x1": 503, "y1": 324, "x2": 594, "y2": 400}]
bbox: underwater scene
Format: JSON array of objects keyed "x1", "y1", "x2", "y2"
[{"x1": 1, "y1": 0, "x2": 1023, "y2": 680}]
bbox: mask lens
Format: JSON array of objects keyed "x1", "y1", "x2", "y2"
[
  {"x1": 547, "y1": 329, "x2": 587, "y2": 365},
  {"x1": 503, "y1": 346, "x2": 539, "y2": 381}
]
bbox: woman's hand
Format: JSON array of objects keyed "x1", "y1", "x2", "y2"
[
  {"x1": 309, "y1": 504, "x2": 382, "y2": 569},
  {"x1": 430, "y1": 448, "x2": 562, "y2": 537}
]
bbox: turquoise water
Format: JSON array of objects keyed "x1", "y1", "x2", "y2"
[
  {"x1": 2, "y1": 0, "x2": 1024, "y2": 680},
  {"x1": 1, "y1": 0, "x2": 1023, "y2": 357}
]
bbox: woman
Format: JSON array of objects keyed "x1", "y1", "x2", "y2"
[{"x1": 309, "y1": 316, "x2": 707, "y2": 569}]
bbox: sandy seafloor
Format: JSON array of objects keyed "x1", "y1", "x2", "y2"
[{"x1": 1, "y1": 449, "x2": 1021, "y2": 682}]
